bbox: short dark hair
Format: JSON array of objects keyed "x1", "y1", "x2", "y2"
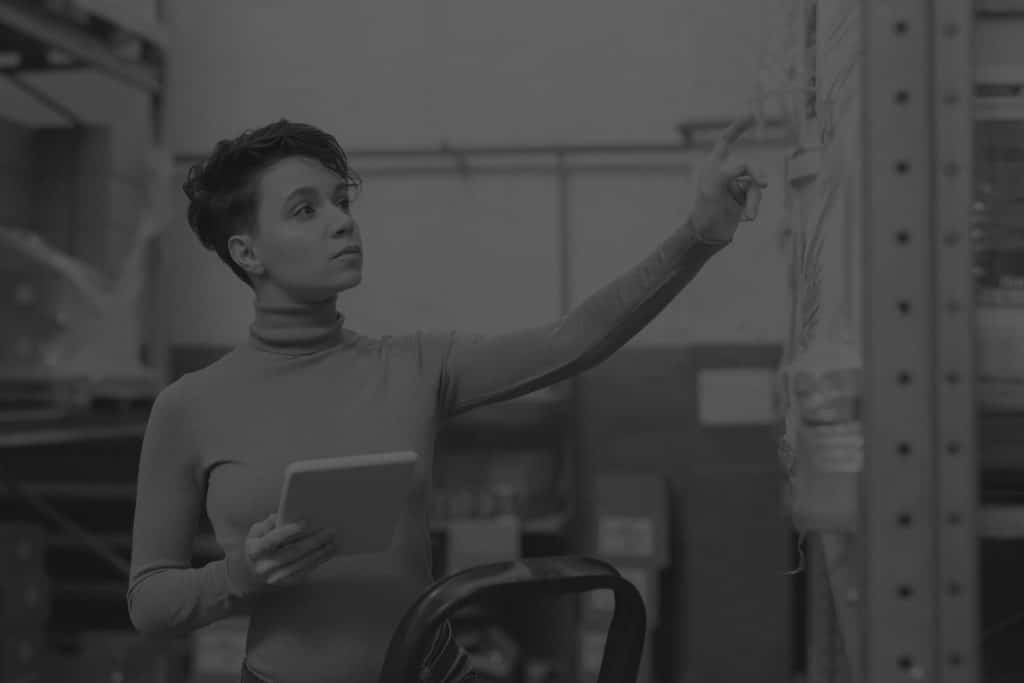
[{"x1": 182, "y1": 119, "x2": 362, "y2": 286}]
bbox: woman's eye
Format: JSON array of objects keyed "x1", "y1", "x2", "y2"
[
  {"x1": 335, "y1": 198, "x2": 351, "y2": 210},
  {"x1": 294, "y1": 204, "x2": 314, "y2": 217}
]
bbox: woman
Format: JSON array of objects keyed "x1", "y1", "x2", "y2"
[{"x1": 126, "y1": 117, "x2": 765, "y2": 683}]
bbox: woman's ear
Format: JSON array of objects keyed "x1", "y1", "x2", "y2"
[{"x1": 228, "y1": 233, "x2": 265, "y2": 277}]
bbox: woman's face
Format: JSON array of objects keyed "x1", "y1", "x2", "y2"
[{"x1": 243, "y1": 155, "x2": 363, "y2": 302}]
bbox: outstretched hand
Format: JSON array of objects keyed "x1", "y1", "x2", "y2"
[{"x1": 690, "y1": 115, "x2": 768, "y2": 243}]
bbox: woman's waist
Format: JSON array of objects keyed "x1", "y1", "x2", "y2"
[
  {"x1": 249, "y1": 554, "x2": 430, "y2": 624},
  {"x1": 242, "y1": 618, "x2": 472, "y2": 683},
  {"x1": 247, "y1": 558, "x2": 428, "y2": 643}
]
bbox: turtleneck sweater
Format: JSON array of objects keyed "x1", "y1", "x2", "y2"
[{"x1": 126, "y1": 219, "x2": 727, "y2": 683}]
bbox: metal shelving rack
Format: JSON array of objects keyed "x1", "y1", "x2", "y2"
[
  {"x1": 0, "y1": 0, "x2": 170, "y2": 388},
  {"x1": 859, "y1": 1, "x2": 977, "y2": 681},
  {"x1": 0, "y1": 0, "x2": 169, "y2": 631},
  {"x1": 811, "y1": 1, "x2": 1024, "y2": 681}
]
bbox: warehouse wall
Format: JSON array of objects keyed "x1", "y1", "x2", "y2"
[{"x1": 159, "y1": 0, "x2": 792, "y2": 347}]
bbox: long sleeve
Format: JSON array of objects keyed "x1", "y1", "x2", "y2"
[
  {"x1": 435, "y1": 217, "x2": 728, "y2": 418},
  {"x1": 126, "y1": 380, "x2": 253, "y2": 636}
]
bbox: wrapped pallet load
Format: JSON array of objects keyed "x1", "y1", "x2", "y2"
[{"x1": 776, "y1": 0, "x2": 864, "y2": 534}]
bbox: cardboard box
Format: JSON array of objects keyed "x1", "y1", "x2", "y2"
[{"x1": 592, "y1": 474, "x2": 670, "y2": 568}]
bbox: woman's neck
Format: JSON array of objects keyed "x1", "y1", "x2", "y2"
[{"x1": 247, "y1": 293, "x2": 344, "y2": 355}]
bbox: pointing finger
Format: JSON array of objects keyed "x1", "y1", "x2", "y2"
[
  {"x1": 711, "y1": 115, "x2": 757, "y2": 160},
  {"x1": 743, "y1": 184, "x2": 763, "y2": 221}
]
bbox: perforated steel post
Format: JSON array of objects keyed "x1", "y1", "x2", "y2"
[
  {"x1": 860, "y1": 1, "x2": 979, "y2": 681},
  {"x1": 860, "y1": 1, "x2": 938, "y2": 681},
  {"x1": 930, "y1": 0, "x2": 980, "y2": 680}
]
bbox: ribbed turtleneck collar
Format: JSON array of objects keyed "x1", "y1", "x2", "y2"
[{"x1": 248, "y1": 296, "x2": 345, "y2": 355}]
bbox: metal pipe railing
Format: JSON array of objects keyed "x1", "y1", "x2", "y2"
[{"x1": 174, "y1": 121, "x2": 792, "y2": 170}]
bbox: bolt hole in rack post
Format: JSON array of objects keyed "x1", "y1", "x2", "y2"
[{"x1": 780, "y1": 1, "x2": 1024, "y2": 682}]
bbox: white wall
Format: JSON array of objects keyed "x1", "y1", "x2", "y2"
[{"x1": 162, "y1": 0, "x2": 792, "y2": 347}]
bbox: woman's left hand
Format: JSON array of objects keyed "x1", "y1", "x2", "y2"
[{"x1": 690, "y1": 115, "x2": 768, "y2": 243}]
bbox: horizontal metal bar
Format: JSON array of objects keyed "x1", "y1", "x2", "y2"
[
  {"x1": 342, "y1": 163, "x2": 698, "y2": 179},
  {"x1": 0, "y1": 0, "x2": 162, "y2": 93},
  {"x1": 49, "y1": 531, "x2": 222, "y2": 556},
  {"x1": 70, "y1": 0, "x2": 168, "y2": 48},
  {"x1": 0, "y1": 483, "x2": 567, "y2": 534},
  {"x1": 0, "y1": 58, "x2": 85, "y2": 72},
  {"x1": 676, "y1": 116, "x2": 791, "y2": 144},
  {"x1": 353, "y1": 137, "x2": 787, "y2": 159},
  {"x1": 0, "y1": 482, "x2": 136, "y2": 500},
  {"x1": 975, "y1": 0, "x2": 1024, "y2": 17},
  {"x1": 0, "y1": 422, "x2": 146, "y2": 449},
  {"x1": 175, "y1": 134, "x2": 790, "y2": 168},
  {"x1": 41, "y1": 517, "x2": 566, "y2": 542},
  {"x1": 430, "y1": 514, "x2": 567, "y2": 535},
  {"x1": 979, "y1": 505, "x2": 1024, "y2": 538},
  {"x1": 53, "y1": 579, "x2": 127, "y2": 601}
]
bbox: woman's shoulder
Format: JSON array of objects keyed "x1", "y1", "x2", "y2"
[{"x1": 154, "y1": 347, "x2": 246, "y2": 407}]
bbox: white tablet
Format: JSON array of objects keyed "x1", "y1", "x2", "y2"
[{"x1": 276, "y1": 450, "x2": 419, "y2": 557}]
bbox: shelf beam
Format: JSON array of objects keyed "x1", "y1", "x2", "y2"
[
  {"x1": 975, "y1": 0, "x2": 1024, "y2": 17},
  {"x1": 0, "y1": 0, "x2": 162, "y2": 93},
  {"x1": 0, "y1": 422, "x2": 146, "y2": 449},
  {"x1": 69, "y1": 0, "x2": 168, "y2": 48}
]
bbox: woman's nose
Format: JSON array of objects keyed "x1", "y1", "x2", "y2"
[{"x1": 330, "y1": 213, "x2": 356, "y2": 236}]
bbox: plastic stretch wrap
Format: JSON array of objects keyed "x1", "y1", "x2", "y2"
[
  {"x1": 775, "y1": 0, "x2": 864, "y2": 534},
  {"x1": 0, "y1": 148, "x2": 173, "y2": 404}
]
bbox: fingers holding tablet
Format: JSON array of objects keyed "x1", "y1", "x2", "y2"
[
  {"x1": 265, "y1": 533, "x2": 339, "y2": 586},
  {"x1": 241, "y1": 513, "x2": 338, "y2": 588}
]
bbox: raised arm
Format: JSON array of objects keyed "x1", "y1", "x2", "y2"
[
  {"x1": 126, "y1": 382, "x2": 252, "y2": 636},
  {"x1": 435, "y1": 117, "x2": 765, "y2": 418}
]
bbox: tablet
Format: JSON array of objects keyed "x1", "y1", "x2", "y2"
[{"x1": 276, "y1": 450, "x2": 419, "y2": 557}]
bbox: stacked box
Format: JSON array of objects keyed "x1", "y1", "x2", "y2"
[
  {"x1": 0, "y1": 524, "x2": 50, "y2": 683},
  {"x1": 579, "y1": 474, "x2": 670, "y2": 683}
]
